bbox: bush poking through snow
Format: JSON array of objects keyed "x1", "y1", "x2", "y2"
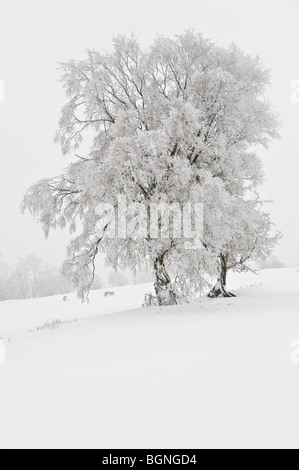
[
  {"x1": 30, "y1": 318, "x2": 77, "y2": 332},
  {"x1": 143, "y1": 292, "x2": 158, "y2": 308}
]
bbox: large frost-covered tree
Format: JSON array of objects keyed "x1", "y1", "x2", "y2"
[{"x1": 22, "y1": 31, "x2": 279, "y2": 305}]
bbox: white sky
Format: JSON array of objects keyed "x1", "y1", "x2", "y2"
[{"x1": 0, "y1": 0, "x2": 299, "y2": 268}]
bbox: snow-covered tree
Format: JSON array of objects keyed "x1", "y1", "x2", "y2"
[
  {"x1": 14, "y1": 254, "x2": 43, "y2": 299},
  {"x1": 259, "y1": 255, "x2": 285, "y2": 270},
  {"x1": 5, "y1": 255, "x2": 74, "y2": 300},
  {"x1": 208, "y1": 198, "x2": 282, "y2": 298},
  {"x1": 108, "y1": 271, "x2": 128, "y2": 288},
  {"x1": 0, "y1": 255, "x2": 12, "y2": 300},
  {"x1": 22, "y1": 31, "x2": 279, "y2": 305}
]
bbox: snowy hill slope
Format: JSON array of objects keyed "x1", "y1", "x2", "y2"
[
  {"x1": 0, "y1": 282, "x2": 153, "y2": 339},
  {"x1": 0, "y1": 268, "x2": 299, "y2": 449}
]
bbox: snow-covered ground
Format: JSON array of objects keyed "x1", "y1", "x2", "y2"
[{"x1": 0, "y1": 268, "x2": 299, "y2": 449}]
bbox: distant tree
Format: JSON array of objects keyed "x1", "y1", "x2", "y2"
[
  {"x1": 34, "y1": 263, "x2": 74, "y2": 297},
  {"x1": 22, "y1": 31, "x2": 279, "y2": 305},
  {"x1": 108, "y1": 271, "x2": 128, "y2": 288},
  {"x1": 259, "y1": 255, "x2": 285, "y2": 270},
  {"x1": 0, "y1": 255, "x2": 12, "y2": 300},
  {"x1": 13, "y1": 254, "x2": 43, "y2": 299},
  {"x1": 0, "y1": 254, "x2": 78, "y2": 301},
  {"x1": 132, "y1": 271, "x2": 154, "y2": 285},
  {"x1": 90, "y1": 274, "x2": 104, "y2": 291}
]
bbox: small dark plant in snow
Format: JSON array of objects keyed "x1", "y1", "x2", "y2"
[
  {"x1": 31, "y1": 318, "x2": 78, "y2": 332},
  {"x1": 143, "y1": 292, "x2": 158, "y2": 308}
]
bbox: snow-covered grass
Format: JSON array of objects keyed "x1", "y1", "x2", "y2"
[{"x1": 0, "y1": 268, "x2": 298, "y2": 449}]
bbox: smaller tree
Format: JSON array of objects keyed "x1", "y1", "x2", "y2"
[{"x1": 208, "y1": 198, "x2": 282, "y2": 298}]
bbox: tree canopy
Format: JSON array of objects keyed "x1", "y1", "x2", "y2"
[{"x1": 22, "y1": 31, "x2": 280, "y2": 305}]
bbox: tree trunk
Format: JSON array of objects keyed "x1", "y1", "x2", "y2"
[
  {"x1": 154, "y1": 256, "x2": 178, "y2": 306},
  {"x1": 208, "y1": 254, "x2": 236, "y2": 298}
]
